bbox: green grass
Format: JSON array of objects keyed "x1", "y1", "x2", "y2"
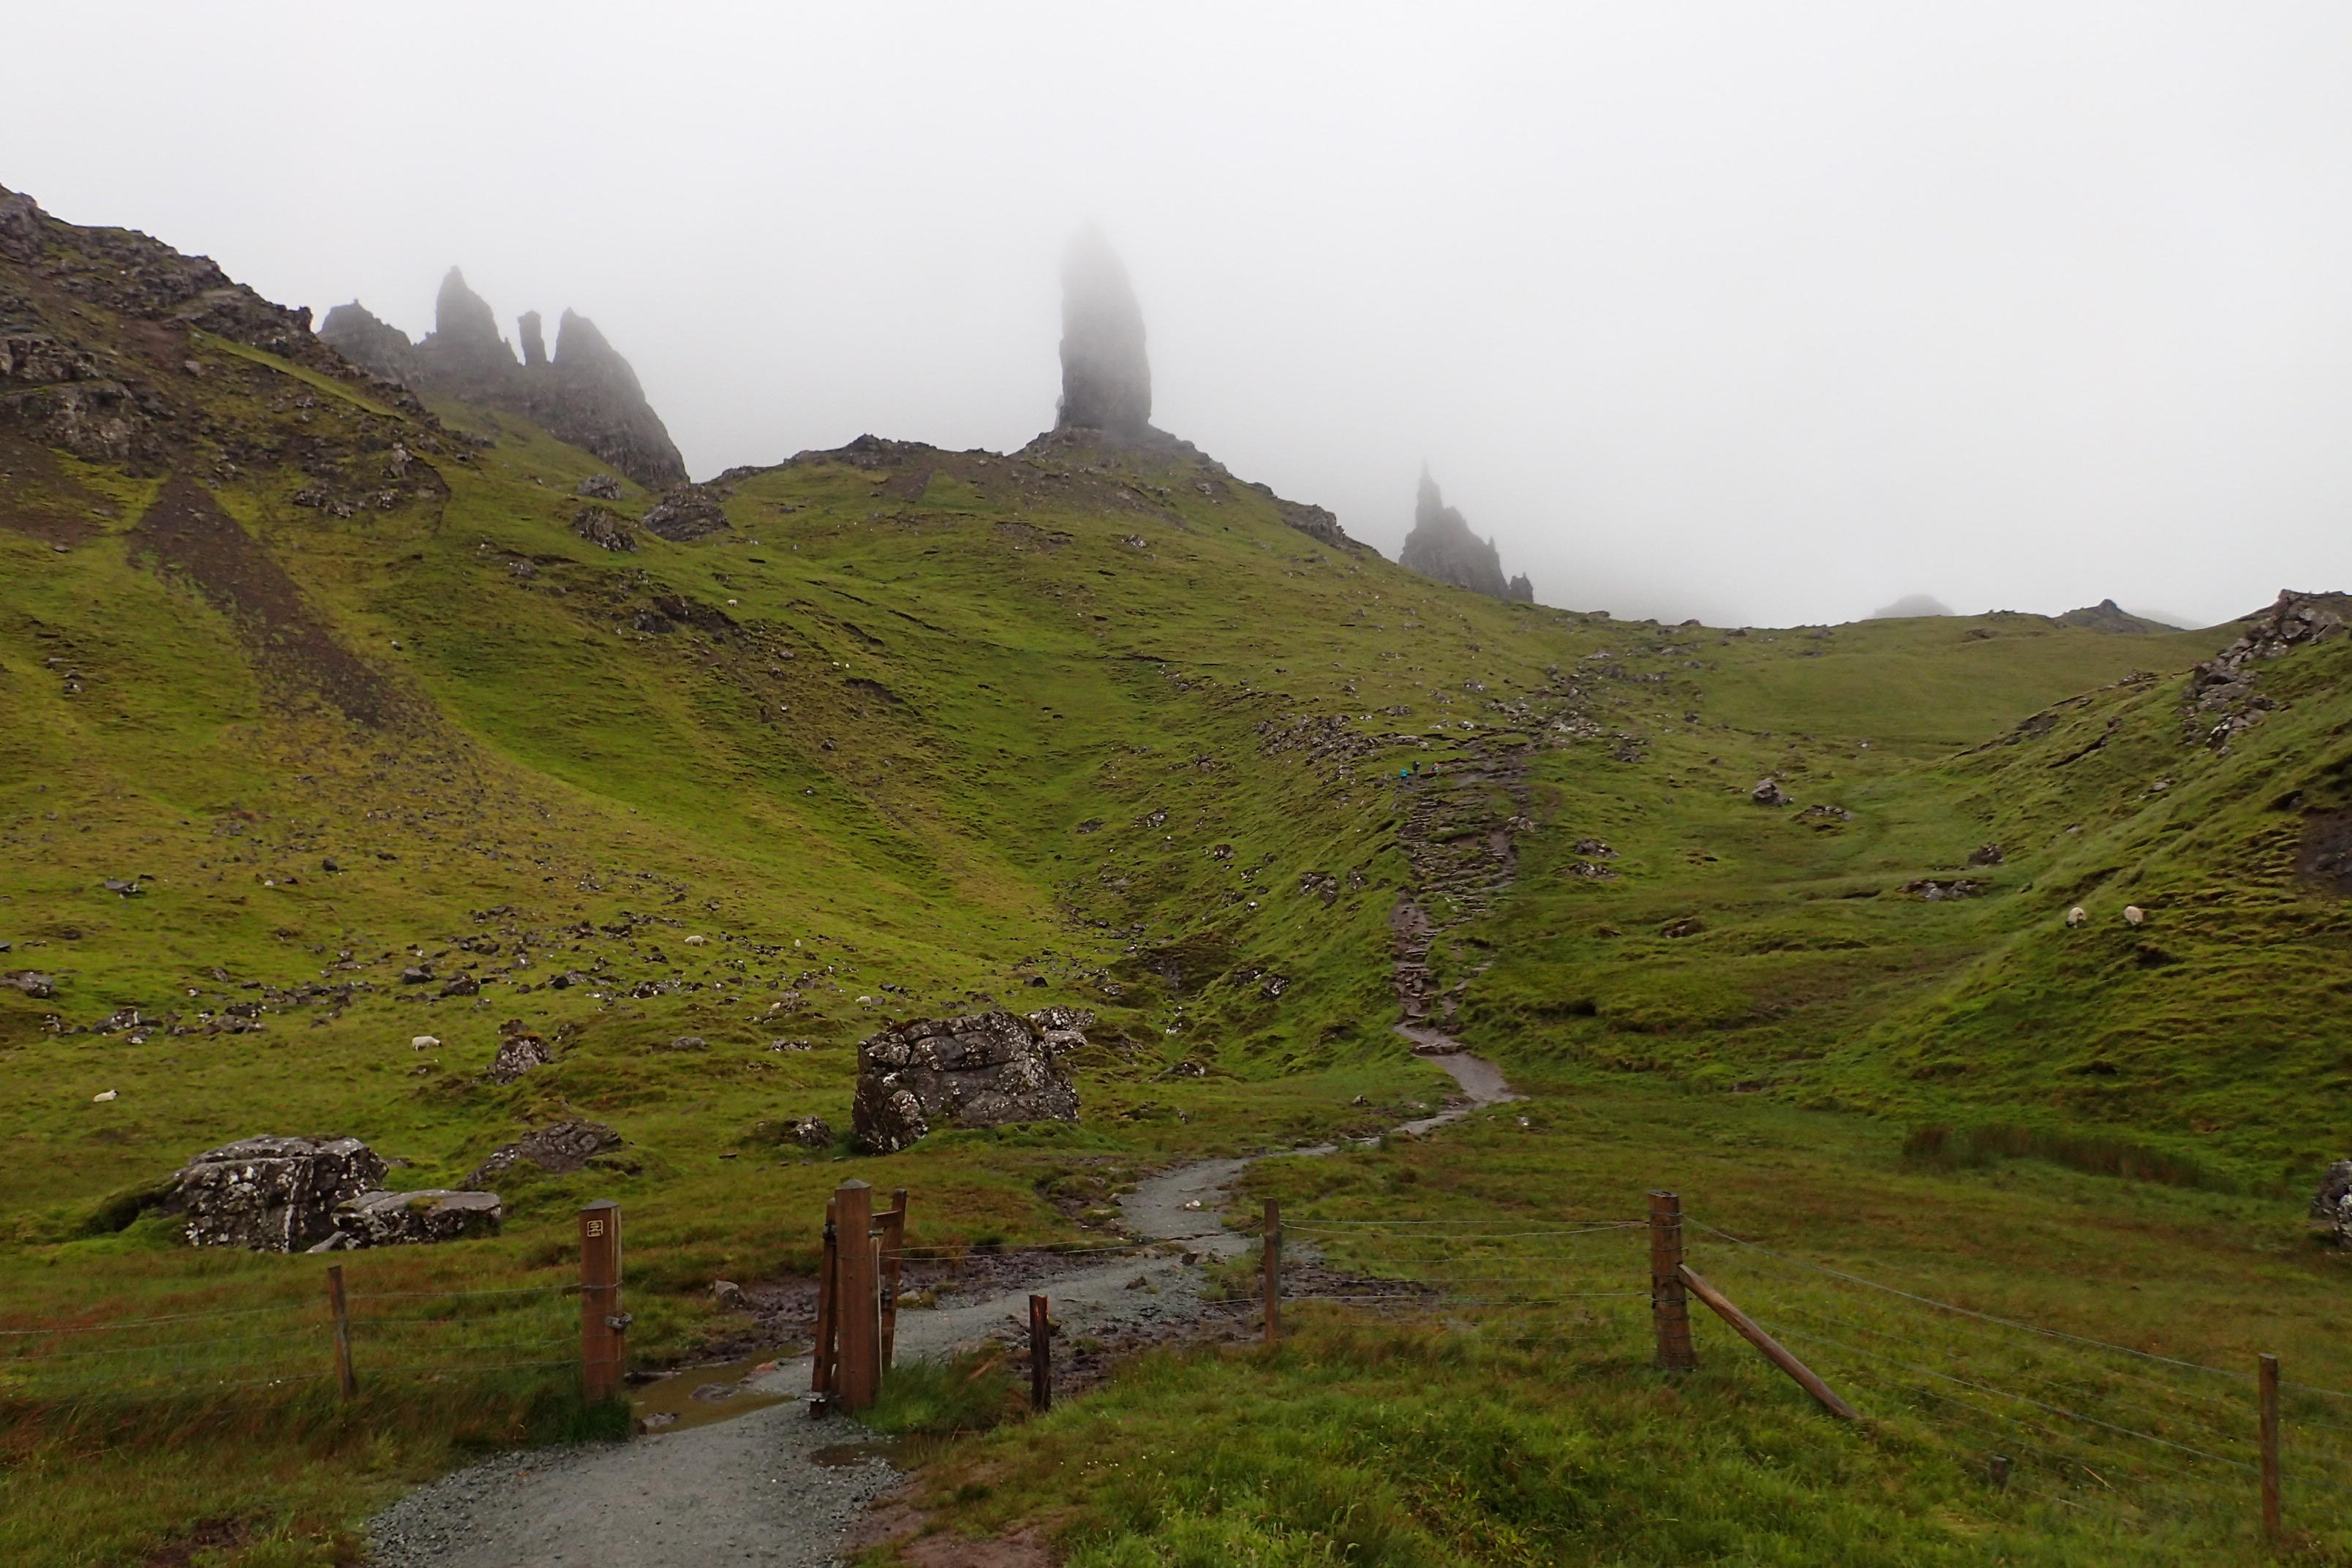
[{"x1": 6, "y1": 234, "x2": 2348, "y2": 1561}]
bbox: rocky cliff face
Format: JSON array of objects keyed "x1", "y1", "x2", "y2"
[
  {"x1": 320, "y1": 268, "x2": 687, "y2": 489},
  {"x1": 1398, "y1": 470, "x2": 1531, "y2": 603},
  {"x1": 1055, "y1": 226, "x2": 1153, "y2": 439}
]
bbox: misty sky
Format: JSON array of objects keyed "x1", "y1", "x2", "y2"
[{"x1": 18, "y1": 2, "x2": 2352, "y2": 628}]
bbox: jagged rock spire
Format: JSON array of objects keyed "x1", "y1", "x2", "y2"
[
  {"x1": 1056, "y1": 226, "x2": 1151, "y2": 438},
  {"x1": 320, "y1": 271, "x2": 685, "y2": 490},
  {"x1": 1399, "y1": 468, "x2": 1531, "y2": 603}
]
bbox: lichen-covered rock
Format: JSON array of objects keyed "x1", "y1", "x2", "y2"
[
  {"x1": 853, "y1": 1011, "x2": 1082, "y2": 1154},
  {"x1": 1751, "y1": 778, "x2": 1792, "y2": 807},
  {"x1": 2187, "y1": 590, "x2": 2352, "y2": 750},
  {"x1": 576, "y1": 472, "x2": 623, "y2": 500},
  {"x1": 335, "y1": 1188, "x2": 502, "y2": 1247},
  {"x1": 461, "y1": 1120, "x2": 624, "y2": 1190},
  {"x1": 487, "y1": 1023, "x2": 553, "y2": 1084},
  {"x1": 2313, "y1": 1159, "x2": 2352, "y2": 1245},
  {"x1": 167, "y1": 1135, "x2": 388, "y2": 1251},
  {"x1": 572, "y1": 505, "x2": 637, "y2": 551}
]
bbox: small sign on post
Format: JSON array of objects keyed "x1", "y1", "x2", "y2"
[
  {"x1": 1648, "y1": 1191, "x2": 1696, "y2": 1372},
  {"x1": 579, "y1": 1200, "x2": 625, "y2": 1403}
]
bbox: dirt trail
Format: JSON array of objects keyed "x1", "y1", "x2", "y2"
[
  {"x1": 372, "y1": 713, "x2": 1534, "y2": 1564},
  {"x1": 367, "y1": 1021, "x2": 1515, "y2": 1568}
]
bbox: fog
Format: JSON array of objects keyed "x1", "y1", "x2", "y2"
[{"x1": 18, "y1": 1, "x2": 2352, "y2": 629}]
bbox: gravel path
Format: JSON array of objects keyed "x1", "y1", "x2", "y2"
[{"x1": 367, "y1": 1030, "x2": 1515, "y2": 1567}]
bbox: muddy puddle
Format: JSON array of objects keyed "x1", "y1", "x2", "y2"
[{"x1": 627, "y1": 1354, "x2": 795, "y2": 1435}]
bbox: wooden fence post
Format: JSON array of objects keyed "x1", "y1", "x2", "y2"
[
  {"x1": 833, "y1": 1180, "x2": 880, "y2": 1414},
  {"x1": 2260, "y1": 1352, "x2": 2282, "y2": 1542},
  {"x1": 1029, "y1": 1294, "x2": 1052, "y2": 1412},
  {"x1": 1262, "y1": 1199, "x2": 1282, "y2": 1348},
  {"x1": 578, "y1": 1200, "x2": 625, "y2": 1403},
  {"x1": 880, "y1": 1188, "x2": 908, "y2": 1370},
  {"x1": 1648, "y1": 1191, "x2": 1695, "y2": 1372},
  {"x1": 1678, "y1": 1264, "x2": 1857, "y2": 1420},
  {"x1": 810, "y1": 1194, "x2": 839, "y2": 1416},
  {"x1": 326, "y1": 1264, "x2": 356, "y2": 1400}
]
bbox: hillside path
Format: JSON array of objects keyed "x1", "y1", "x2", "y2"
[{"x1": 369, "y1": 1032, "x2": 1515, "y2": 1567}]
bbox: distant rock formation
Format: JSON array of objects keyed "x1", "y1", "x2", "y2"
[
  {"x1": 321, "y1": 268, "x2": 687, "y2": 489},
  {"x1": 1398, "y1": 470, "x2": 1531, "y2": 602},
  {"x1": 2054, "y1": 598, "x2": 2179, "y2": 633},
  {"x1": 1055, "y1": 226, "x2": 1152, "y2": 439},
  {"x1": 1871, "y1": 594, "x2": 1955, "y2": 619}
]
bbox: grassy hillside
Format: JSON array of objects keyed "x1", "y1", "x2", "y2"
[{"x1": 7, "y1": 191, "x2": 2348, "y2": 1564}]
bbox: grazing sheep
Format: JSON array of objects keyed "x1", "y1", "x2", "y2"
[
  {"x1": 2065, "y1": 906, "x2": 2088, "y2": 927},
  {"x1": 2124, "y1": 905, "x2": 2146, "y2": 925}
]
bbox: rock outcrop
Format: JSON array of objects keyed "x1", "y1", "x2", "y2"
[
  {"x1": 1398, "y1": 470, "x2": 1531, "y2": 602},
  {"x1": 852, "y1": 1009, "x2": 1085, "y2": 1153},
  {"x1": 460, "y1": 1120, "x2": 624, "y2": 1190},
  {"x1": 2186, "y1": 589, "x2": 2352, "y2": 750},
  {"x1": 167, "y1": 1135, "x2": 507, "y2": 1251},
  {"x1": 486, "y1": 1020, "x2": 553, "y2": 1083},
  {"x1": 167, "y1": 1136, "x2": 388, "y2": 1251},
  {"x1": 1055, "y1": 227, "x2": 1152, "y2": 440},
  {"x1": 2055, "y1": 598, "x2": 2179, "y2": 633},
  {"x1": 320, "y1": 268, "x2": 687, "y2": 490}
]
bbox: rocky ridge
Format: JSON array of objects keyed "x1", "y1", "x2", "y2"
[{"x1": 322, "y1": 268, "x2": 686, "y2": 490}]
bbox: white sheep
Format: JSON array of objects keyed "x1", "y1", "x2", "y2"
[
  {"x1": 2124, "y1": 905, "x2": 2146, "y2": 926},
  {"x1": 2065, "y1": 907, "x2": 2088, "y2": 927}
]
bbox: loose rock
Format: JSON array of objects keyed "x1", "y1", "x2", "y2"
[{"x1": 461, "y1": 1119, "x2": 624, "y2": 1190}]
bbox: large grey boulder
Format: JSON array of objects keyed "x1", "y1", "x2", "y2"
[
  {"x1": 853, "y1": 1010, "x2": 1082, "y2": 1154},
  {"x1": 168, "y1": 1136, "x2": 388, "y2": 1251}
]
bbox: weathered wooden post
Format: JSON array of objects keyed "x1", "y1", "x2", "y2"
[
  {"x1": 810, "y1": 1193, "x2": 840, "y2": 1415},
  {"x1": 833, "y1": 1180, "x2": 880, "y2": 1414},
  {"x1": 1648, "y1": 1191, "x2": 1695, "y2": 1372},
  {"x1": 1029, "y1": 1293, "x2": 1052, "y2": 1412},
  {"x1": 1678, "y1": 1264, "x2": 1856, "y2": 1420},
  {"x1": 1262, "y1": 1199, "x2": 1282, "y2": 1348},
  {"x1": 578, "y1": 1200, "x2": 625, "y2": 1403},
  {"x1": 2260, "y1": 1352, "x2": 2282, "y2": 1541},
  {"x1": 879, "y1": 1188, "x2": 908, "y2": 1369},
  {"x1": 326, "y1": 1264, "x2": 357, "y2": 1400}
]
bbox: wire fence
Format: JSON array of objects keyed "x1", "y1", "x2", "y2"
[
  {"x1": 0, "y1": 1273, "x2": 583, "y2": 1409},
  {"x1": 1680, "y1": 1215, "x2": 2352, "y2": 1540}
]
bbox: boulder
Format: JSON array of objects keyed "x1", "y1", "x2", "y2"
[
  {"x1": 1751, "y1": 779, "x2": 1792, "y2": 807},
  {"x1": 853, "y1": 1010, "x2": 1082, "y2": 1154},
  {"x1": 576, "y1": 473, "x2": 624, "y2": 500},
  {"x1": 2313, "y1": 1159, "x2": 2352, "y2": 1245},
  {"x1": 573, "y1": 505, "x2": 636, "y2": 551},
  {"x1": 167, "y1": 1135, "x2": 388, "y2": 1251},
  {"x1": 334, "y1": 1188, "x2": 502, "y2": 1248},
  {"x1": 4, "y1": 969, "x2": 56, "y2": 999},
  {"x1": 461, "y1": 1119, "x2": 623, "y2": 1189},
  {"x1": 487, "y1": 1022, "x2": 553, "y2": 1083}
]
